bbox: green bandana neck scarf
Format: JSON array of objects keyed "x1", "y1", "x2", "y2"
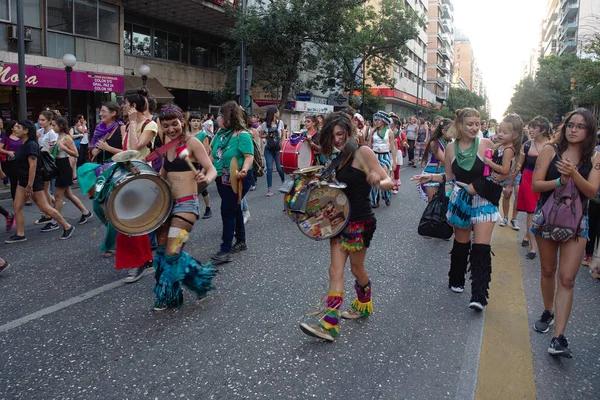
[
  {"x1": 376, "y1": 126, "x2": 388, "y2": 140},
  {"x1": 454, "y1": 137, "x2": 479, "y2": 171}
]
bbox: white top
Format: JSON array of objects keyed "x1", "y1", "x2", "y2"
[
  {"x1": 261, "y1": 120, "x2": 283, "y2": 137},
  {"x1": 203, "y1": 120, "x2": 214, "y2": 134},
  {"x1": 38, "y1": 128, "x2": 58, "y2": 152},
  {"x1": 80, "y1": 124, "x2": 89, "y2": 144},
  {"x1": 371, "y1": 127, "x2": 390, "y2": 153}
]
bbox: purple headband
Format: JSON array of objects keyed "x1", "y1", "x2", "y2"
[{"x1": 160, "y1": 106, "x2": 183, "y2": 119}]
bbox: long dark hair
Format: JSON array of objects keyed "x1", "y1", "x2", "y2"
[
  {"x1": 220, "y1": 101, "x2": 246, "y2": 131},
  {"x1": 53, "y1": 116, "x2": 69, "y2": 133},
  {"x1": 265, "y1": 106, "x2": 278, "y2": 126},
  {"x1": 319, "y1": 112, "x2": 358, "y2": 168},
  {"x1": 18, "y1": 120, "x2": 37, "y2": 142},
  {"x1": 554, "y1": 108, "x2": 598, "y2": 167},
  {"x1": 124, "y1": 87, "x2": 149, "y2": 112},
  {"x1": 421, "y1": 118, "x2": 452, "y2": 165}
]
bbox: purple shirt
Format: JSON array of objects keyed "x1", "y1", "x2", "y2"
[{"x1": 0, "y1": 133, "x2": 22, "y2": 159}]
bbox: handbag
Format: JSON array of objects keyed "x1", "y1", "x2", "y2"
[
  {"x1": 418, "y1": 175, "x2": 453, "y2": 239},
  {"x1": 265, "y1": 120, "x2": 281, "y2": 152},
  {"x1": 532, "y1": 177, "x2": 583, "y2": 242},
  {"x1": 40, "y1": 151, "x2": 58, "y2": 180}
]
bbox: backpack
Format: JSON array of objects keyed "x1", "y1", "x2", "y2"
[
  {"x1": 249, "y1": 133, "x2": 265, "y2": 177},
  {"x1": 265, "y1": 120, "x2": 282, "y2": 152},
  {"x1": 531, "y1": 146, "x2": 584, "y2": 242}
]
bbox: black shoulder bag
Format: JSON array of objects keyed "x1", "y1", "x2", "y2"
[{"x1": 418, "y1": 175, "x2": 453, "y2": 239}]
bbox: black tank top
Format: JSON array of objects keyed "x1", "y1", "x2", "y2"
[
  {"x1": 98, "y1": 127, "x2": 123, "y2": 164},
  {"x1": 523, "y1": 141, "x2": 538, "y2": 171},
  {"x1": 163, "y1": 156, "x2": 200, "y2": 173},
  {"x1": 336, "y1": 149, "x2": 374, "y2": 221},
  {"x1": 539, "y1": 154, "x2": 592, "y2": 214},
  {"x1": 451, "y1": 155, "x2": 485, "y2": 184}
]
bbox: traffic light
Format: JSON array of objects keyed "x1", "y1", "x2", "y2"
[{"x1": 570, "y1": 77, "x2": 576, "y2": 91}]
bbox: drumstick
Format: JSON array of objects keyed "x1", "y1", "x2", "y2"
[{"x1": 178, "y1": 149, "x2": 198, "y2": 173}]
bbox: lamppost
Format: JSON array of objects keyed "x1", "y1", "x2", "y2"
[
  {"x1": 62, "y1": 53, "x2": 76, "y2": 123},
  {"x1": 139, "y1": 64, "x2": 150, "y2": 87}
]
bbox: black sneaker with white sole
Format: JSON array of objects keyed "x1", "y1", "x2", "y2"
[
  {"x1": 231, "y1": 240, "x2": 247, "y2": 253},
  {"x1": 78, "y1": 212, "x2": 94, "y2": 225},
  {"x1": 123, "y1": 266, "x2": 145, "y2": 283},
  {"x1": 5, "y1": 235, "x2": 27, "y2": 244},
  {"x1": 41, "y1": 222, "x2": 60, "y2": 232},
  {"x1": 211, "y1": 251, "x2": 232, "y2": 265},
  {"x1": 533, "y1": 310, "x2": 554, "y2": 333},
  {"x1": 60, "y1": 226, "x2": 75, "y2": 240},
  {"x1": 548, "y1": 334, "x2": 572, "y2": 358},
  {"x1": 35, "y1": 215, "x2": 52, "y2": 225}
]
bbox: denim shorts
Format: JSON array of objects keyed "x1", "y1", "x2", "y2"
[
  {"x1": 172, "y1": 197, "x2": 200, "y2": 217},
  {"x1": 530, "y1": 205, "x2": 589, "y2": 241},
  {"x1": 499, "y1": 172, "x2": 522, "y2": 187}
]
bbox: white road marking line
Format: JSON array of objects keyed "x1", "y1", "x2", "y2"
[
  {"x1": 455, "y1": 309, "x2": 486, "y2": 400},
  {"x1": 0, "y1": 269, "x2": 153, "y2": 333}
]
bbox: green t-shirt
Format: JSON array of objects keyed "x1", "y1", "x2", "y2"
[
  {"x1": 211, "y1": 130, "x2": 254, "y2": 177},
  {"x1": 195, "y1": 131, "x2": 209, "y2": 145}
]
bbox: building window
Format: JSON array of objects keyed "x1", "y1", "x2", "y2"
[
  {"x1": 132, "y1": 24, "x2": 151, "y2": 57},
  {"x1": 190, "y1": 39, "x2": 209, "y2": 67},
  {"x1": 98, "y1": 2, "x2": 119, "y2": 43},
  {"x1": 47, "y1": 0, "x2": 73, "y2": 33},
  {"x1": 168, "y1": 34, "x2": 180, "y2": 62},
  {"x1": 74, "y1": 0, "x2": 96, "y2": 37},
  {"x1": 154, "y1": 29, "x2": 168, "y2": 59},
  {"x1": 0, "y1": 0, "x2": 9, "y2": 21}
]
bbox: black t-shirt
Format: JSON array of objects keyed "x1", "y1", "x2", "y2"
[{"x1": 16, "y1": 139, "x2": 41, "y2": 182}]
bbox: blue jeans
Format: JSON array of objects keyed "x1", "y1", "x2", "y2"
[
  {"x1": 216, "y1": 170, "x2": 254, "y2": 253},
  {"x1": 264, "y1": 148, "x2": 285, "y2": 189},
  {"x1": 241, "y1": 196, "x2": 248, "y2": 212}
]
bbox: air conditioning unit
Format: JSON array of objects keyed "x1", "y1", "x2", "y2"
[{"x1": 8, "y1": 25, "x2": 32, "y2": 42}]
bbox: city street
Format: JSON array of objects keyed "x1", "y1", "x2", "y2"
[{"x1": 1, "y1": 166, "x2": 598, "y2": 400}]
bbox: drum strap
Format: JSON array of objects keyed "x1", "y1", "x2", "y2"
[
  {"x1": 145, "y1": 137, "x2": 182, "y2": 162},
  {"x1": 171, "y1": 214, "x2": 198, "y2": 224}
]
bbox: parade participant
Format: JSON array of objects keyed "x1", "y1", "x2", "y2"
[
  {"x1": 405, "y1": 115, "x2": 419, "y2": 166},
  {"x1": 260, "y1": 106, "x2": 284, "y2": 197},
  {"x1": 415, "y1": 119, "x2": 429, "y2": 166},
  {"x1": 514, "y1": 116, "x2": 551, "y2": 260},
  {"x1": 46, "y1": 116, "x2": 93, "y2": 231},
  {"x1": 191, "y1": 112, "x2": 213, "y2": 219},
  {"x1": 0, "y1": 120, "x2": 21, "y2": 204},
  {"x1": 299, "y1": 112, "x2": 393, "y2": 342},
  {"x1": 301, "y1": 114, "x2": 322, "y2": 162},
  {"x1": 249, "y1": 114, "x2": 261, "y2": 190},
  {"x1": 6, "y1": 120, "x2": 74, "y2": 244},
  {"x1": 317, "y1": 115, "x2": 325, "y2": 132},
  {"x1": 353, "y1": 113, "x2": 367, "y2": 144},
  {"x1": 488, "y1": 119, "x2": 497, "y2": 141},
  {"x1": 116, "y1": 87, "x2": 156, "y2": 283},
  {"x1": 211, "y1": 101, "x2": 255, "y2": 265},
  {"x1": 419, "y1": 118, "x2": 452, "y2": 203},
  {"x1": 367, "y1": 111, "x2": 396, "y2": 207},
  {"x1": 34, "y1": 111, "x2": 58, "y2": 226},
  {"x1": 75, "y1": 115, "x2": 89, "y2": 167},
  {"x1": 497, "y1": 116, "x2": 525, "y2": 231},
  {"x1": 531, "y1": 109, "x2": 600, "y2": 358},
  {"x1": 69, "y1": 115, "x2": 85, "y2": 178},
  {"x1": 89, "y1": 101, "x2": 125, "y2": 258},
  {"x1": 411, "y1": 108, "x2": 499, "y2": 311},
  {"x1": 203, "y1": 113, "x2": 214, "y2": 136},
  {"x1": 152, "y1": 104, "x2": 217, "y2": 311}
]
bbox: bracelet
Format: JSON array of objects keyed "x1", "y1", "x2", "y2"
[{"x1": 556, "y1": 177, "x2": 564, "y2": 187}]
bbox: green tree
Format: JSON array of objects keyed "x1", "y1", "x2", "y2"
[
  {"x1": 310, "y1": 0, "x2": 425, "y2": 103},
  {"x1": 505, "y1": 76, "x2": 551, "y2": 122},
  {"x1": 223, "y1": 0, "x2": 361, "y2": 111}
]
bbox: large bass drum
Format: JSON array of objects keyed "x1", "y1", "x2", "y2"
[
  {"x1": 280, "y1": 138, "x2": 313, "y2": 174},
  {"x1": 295, "y1": 184, "x2": 350, "y2": 241},
  {"x1": 94, "y1": 160, "x2": 172, "y2": 235}
]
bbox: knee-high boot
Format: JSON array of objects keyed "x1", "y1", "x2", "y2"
[
  {"x1": 449, "y1": 240, "x2": 470, "y2": 289},
  {"x1": 469, "y1": 244, "x2": 492, "y2": 307}
]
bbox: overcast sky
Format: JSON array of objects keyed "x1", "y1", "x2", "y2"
[{"x1": 452, "y1": 0, "x2": 546, "y2": 119}]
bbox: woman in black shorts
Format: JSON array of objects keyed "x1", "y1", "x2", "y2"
[
  {"x1": 50, "y1": 116, "x2": 93, "y2": 231},
  {"x1": 5, "y1": 120, "x2": 74, "y2": 244}
]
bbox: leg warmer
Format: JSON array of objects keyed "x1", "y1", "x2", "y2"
[
  {"x1": 318, "y1": 292, "x2": 343, "y2": 337},
  {"x1": 350, "y1": 280, "x2": 373, "y2": 317},
  {"x1": 449, "y1": 240, "x2": 470, "y2": 288},
  {"x1": 469, "y1": 244, "x2": 492, "y2": 306}
]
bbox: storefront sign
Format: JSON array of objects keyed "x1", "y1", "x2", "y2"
[
  {"x1": 0, "y1": 63, "x2": 124, "y2": 93},
  {"x1": 252, "y1": 99, "x2": 295, "y2": 111},
  {"x1": 296, "y1": 93, "x2": 312, "y2": 101},
  {"x1": 295, "y1": 101, "x2": 333, "y2": 114}
]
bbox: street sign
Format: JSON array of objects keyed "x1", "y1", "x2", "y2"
[
  {"x1": 296, "y1": 93, "x2": 312, "y2": 101},
  {"x1": 328, "y1": 93, "x2": 349, "y2": 107}
]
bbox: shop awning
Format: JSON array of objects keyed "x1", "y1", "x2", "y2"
[{"x1": 123, "y1": 76, "x2": 175, "y2": 103}]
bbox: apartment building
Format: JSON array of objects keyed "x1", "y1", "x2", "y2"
[
  {"x1": 540, "y1": 0, "x2": 560, "y2": 57},
  {"x1": 426, "y1": 0, "x2": 454, "y2": 105},
  {"x1": 0, "y1": 0, "x2": 231, "y2": 122}
]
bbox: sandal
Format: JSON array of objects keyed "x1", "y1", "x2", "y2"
[
  {"x1": 521, "y1": 240, "x2": 530, "y2": 247},
  {"x1": 102, "y1": 251, "x2": 115, "y2": 258},
  {"x1": 526, "y1": 251, "x2": 537, "y2": 260}
]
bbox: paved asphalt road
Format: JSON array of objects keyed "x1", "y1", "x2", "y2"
[{"x1": 0, "y1": 166, "x2": 598, "y2": 400}]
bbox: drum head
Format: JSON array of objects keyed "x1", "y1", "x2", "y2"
[
  {"x1": 296, "y1": 186, "x2": 350, "y2": 241},
  {"x1": 297, "y1": 141, "x2": 313, "y2": 170},
  {"x1": 107, "y1": 173, "x2": 173, "y2": 235},
  {"x1": 112, "y1": 150, "x2": 141, "y2": 162}
]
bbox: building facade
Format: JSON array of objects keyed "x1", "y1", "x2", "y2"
[
  {"x1": 540, "y1": 0, "x2": 560, "y2": 57},
  {"x1": 0, "y1": 0, "x2": 231, "y2": 123},
  {"x1": 426, "y1": 0, "x2": 454, "y2": 105}
]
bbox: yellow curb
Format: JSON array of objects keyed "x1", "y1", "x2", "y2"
[{"x1": 475, "y1": 224, "x2": 536, "y2": 400}]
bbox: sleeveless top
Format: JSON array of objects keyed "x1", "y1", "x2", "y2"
[
  {"x1": 56, "y1": 136, "x2": 69, "y2": 159},
  {"x1": 371, "y1": 128, "x2": 390, "y2": 153},
  {"x1": 163, "y1": 156, "x2": 200, "y2": 173},
  {"x1": 427, "y1": 140, "x2": 446, "y2": 166},
  {"x1": 98, "y1": 126, "x2": 123, "y2": 164},
  {"x1": 336, "y1": 147, "x2": 374, "y2": 221},
  {"x1": 452, "y1": 154, "x2": 485, "y2": 184},
  {"x1": 523, "y1": 141, "x2": 538, "y2": 171}
]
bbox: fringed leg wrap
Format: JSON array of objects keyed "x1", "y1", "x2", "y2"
[
  {"x1": 153, "y1": 246, "x2": 166, "y2": 283},
  {"x1": 370, "y1": 186, "x2": 379, "y2": 206},
  {"x1": 318, "y1": 291, "x2": 343, "y2": 338},
  {"x1": 449, "y1": 240, "x2": 470, "y2": 288},
  {"x1": 350, "y1": 280, "x2": 373, "y2": 317},
  {"x1": 469, "y1": 244, "x2": 492, "y2": 306},
  {"x1": 153, "y1": 251, "x2": 217, "y2": 310}
]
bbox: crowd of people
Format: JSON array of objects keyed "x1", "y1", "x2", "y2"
[{"x1": 0, "y1": 88, "x2": 599, "y2": 359}]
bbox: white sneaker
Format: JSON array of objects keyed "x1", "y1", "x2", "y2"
[
  {"x1": 450, "y1": 286, "x2": 464, "y2": 293},
  {"x1": 469, "y1": 301, "x2": 484, "y2": 312},
  {"x1": 243, "y1": 210, "x2": 251, "y2": 224},
  {"x1": 510, "y1": 219, "x2": 520, "y2": 231},
  {"x1": 498, "y1": 218, "x2": 508, "y2": 227}
]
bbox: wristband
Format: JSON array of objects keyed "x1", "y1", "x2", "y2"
[{"x1": 556, "y1": 177, "x2": 564, "y2": 187}]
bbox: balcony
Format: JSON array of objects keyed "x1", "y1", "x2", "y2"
[
  {"x1": 563, "y1": 21, "x2": 578, "y2": 33},
  {"x1": 440, "y1": 61, "x2": 450, "y2": 73},
  {"x1": 439, "y1": 47, "x2": 451, "y2": 60},
  {"x1": 440, "y1": 32, "x2": 452, "y2": 47},
  {"x1": 440, "y1": 3, "x2": 451, "y2": 18},
  {"x1": 560, "y1": 1, "x2": 579, "y2": 25},
  {"x1": 440, "y1": 18, "x2": 451, "y2": 33},
  {"x1": 559, "y1": 39, "x2": 577, "y2": 56}
]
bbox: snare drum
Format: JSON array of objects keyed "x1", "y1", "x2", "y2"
[
  {"x1": 296, "y1": 184, "x2": 350, "y2": 241},
  {"x1": 280, "y1": 138, "x2": 313, "y2": 174},
  {"x1": 94, "y1": 160, "x2": 172, "y2": 235}
]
